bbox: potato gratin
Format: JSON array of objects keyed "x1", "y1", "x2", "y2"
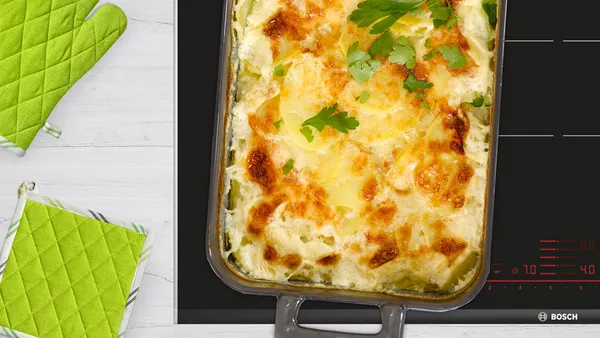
[{"x1": 224, "y1": 0, "x2": 497, "y2": 293}]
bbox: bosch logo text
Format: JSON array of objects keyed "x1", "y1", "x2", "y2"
[{"x1": 551, "y1": 313, "x2": 578, "y2": 321}]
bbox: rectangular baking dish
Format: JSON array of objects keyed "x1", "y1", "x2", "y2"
[{"x1": 207, "y1": 1, "x2": 508, "y2": 336}]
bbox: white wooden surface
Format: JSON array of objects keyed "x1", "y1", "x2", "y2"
[{"x1": 0, "y1": 0, "x2": 597, "y2": 337}]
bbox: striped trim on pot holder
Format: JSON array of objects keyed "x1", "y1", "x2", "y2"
[{"x1": 0, "y1": 182, "x2": 153, "y2": 337}]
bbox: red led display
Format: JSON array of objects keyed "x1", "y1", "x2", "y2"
[{"x1": 487, "y1": 239, "x2": 598, "y2": 283}]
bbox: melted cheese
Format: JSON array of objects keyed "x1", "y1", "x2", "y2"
[{"x1": 225, "y1": 0, "x2": 495, "y2": 294}]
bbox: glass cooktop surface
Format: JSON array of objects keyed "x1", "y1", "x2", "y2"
[{"x1": 177, "y1": 0, "x2": 600, "y2": 324}]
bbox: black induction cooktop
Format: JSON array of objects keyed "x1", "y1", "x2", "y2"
[{"x1": 177, "y1": 0, "x2": 600, "y2": 324}]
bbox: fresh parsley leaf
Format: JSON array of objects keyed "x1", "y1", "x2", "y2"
[
  {"x1": 389, "y1": 36, "x2": 416, "y2": 69},
  {"x1": 447, "y1": 14, "x2": 459, "y2": 29},
  {"x1": 471, "y1": 95, "x2": 484, "y2": 107},
  {"x1": 348, "y1": 42, "x2": 382, "y2": 83},
  {"x1": 283, "y1": 159, "x2": 294, "y2": 175},
  {"x1": 425, "y1": 38, "x2": 431, "y2": 49},
  {"x1": 410, "y1": 6, "x2": 424, "y2": 15},
  {"x1": 396, "y1": 36, "x2": 412, "y2": 46},
  {"x1": 274, "y1": 64, "x2": 285, "y2": 77},
  {"x1": 348, "y1": 42, "x2": 371, "y2": 64},
  {"x1": 370, "y1": 13, "x2": 404, "y2": 34},
  {"x1": 431, "y1": 6, "x2": 451, "y2": 21},
  {"x1": 417, "y1": 92, "x2": 427, "y2": 99},
  {"x1": 328, "y1": 111, "x2": 360, "y2": 133},
  {"x1": 301, "y1": 127, "x2": 314, "y2": 143},
  {"x1": 349, "y1": 60, "x2": 382, "y2": 83},
  {"x1": 428, "y1": 0, "x2": 450, "y2": 24},
  {"x1": 301, "y1": 104, "x2": 360, "y2": 140},
  {"x1": 423, "y1": 48, "x2": 437, "y2": 61},
  {"x1": 357, "y1": 91, "x2": 371, "y2": 103},
  {"x1": 403, "y1": 70, "x2": 433, "y2": 93},
  {"x1": 427, "y1": 0, "x2": 448, "y2": 12},
  {"x1": 302, "y1": 104, "x2": 338, "y2": 132},
  {"x1": 369, "y1": 31, "x2": 394, "y2": 57},
  {"x1": 482, "y1": 0, "x2": 497, "y2": 27},
  {"x1": 422, "y1": 100, "x2": 431, "y2": 109},
  {"x1": 273, "y1": 119, "x2": 282, "y2": 129},
  {"x1": 349, "y1": 0, "x2": 426, "y2": 34},
  {"x1": 427, "y1": 0, "x2": 444, "y2": 11},
  {"x1": 438, "y1": 45, "x2": 467, "y2": 69},
  {"x1": 428, "y1": 0, "x2": 458, "y2": 29}
]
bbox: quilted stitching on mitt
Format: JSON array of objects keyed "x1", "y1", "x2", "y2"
[
  {"x1": 0, "y1": 0, "x2": 127, "y2": 154},
  {"x1": 0, "y1": 200, "x2": 145, "y2": 337}
]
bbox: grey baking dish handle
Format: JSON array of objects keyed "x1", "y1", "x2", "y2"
[{"x1": 275, "y1": 295, "x2": 407, "y2": 338}]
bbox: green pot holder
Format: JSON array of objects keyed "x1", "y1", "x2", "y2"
[
  {"x1": 0, "y1": 0, "x2": 127, "y2": 156},
  {"x1": 0, "y1": 182, "x2": 153, "y2": 338}
]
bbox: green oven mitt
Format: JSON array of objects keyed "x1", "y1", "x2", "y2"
[{"x1": 0, "y1": 0, "x2": 127, "y2": 156}]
